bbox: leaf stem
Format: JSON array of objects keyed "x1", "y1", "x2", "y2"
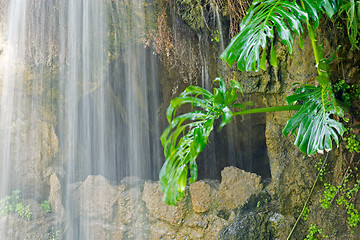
[
  {"x1": 232, "y1": 104, "x2": 302, "y2": 116},
  {"x1": 299, "y1": 0, "x2": 330, "y2": 85}
]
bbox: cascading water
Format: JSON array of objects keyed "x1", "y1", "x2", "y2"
[
  {"x1": 0, "y1": 0, "x2": 270, "y2": 239},
  {"x1": 0, "y1": 0, "x2": 162, "y2": 239}
]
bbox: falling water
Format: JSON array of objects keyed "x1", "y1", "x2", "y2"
[
  {"x1": 0, "y1": 0, "x2": 271, "y2": 239},
  {"x1": 0, "y1": 0, "x2": 162, "y2": 238}
]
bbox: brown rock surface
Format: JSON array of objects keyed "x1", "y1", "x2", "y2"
[
  {"x1": 189, "y1": 181, "x2": 214, "y2": 213},
  {"x1": 49, "y1": 173, "x2": 64, "y2": 219},
  {"x1": 142, "y1": 181, "x2": 185, "y2": 226},
  {"x1": 217, "y1": 167, "x2": 263, "y2": 210},
  {"x1": 73, "y1": 175, "x2": 118, "y2": 220}
]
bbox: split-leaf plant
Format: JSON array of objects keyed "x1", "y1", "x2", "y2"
[{"x1": 160, "y1": 0, "x2": 360, "y2": 206}]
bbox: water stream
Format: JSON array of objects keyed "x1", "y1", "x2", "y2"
[
  {"x1": 0, "y1": 1, "x2": 270, "y2": 239},
  {"x1": 0, "y1": 0, "x2": 163, "y2": 238}
]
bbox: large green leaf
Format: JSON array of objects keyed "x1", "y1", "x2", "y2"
[
  {"x1": 302, "y1": 0, "x2": 321, "y2": 27},
  {"x1": 317, "y1": 0, "x2": 339, "y2": 17},
  {"x1": 160, "y1": 79, "x2": 306, "y2": 205},
  {"x1": 283, "y1": 84, "x2": 345, "y2": 155},
  {"x1": 160, "y1": 78, "x2": 243, "y2": 205},
  {"x1": 220, "y1": 0, "x2": 307, "y2": 72},
  {"x1": 301, "y1": 0, "x2": 339, "y2": 28}
]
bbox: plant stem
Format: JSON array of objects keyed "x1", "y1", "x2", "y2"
[
  {"x1": 286, "y1": 152, "x2": 329, "y2": 240},
  {"x1": 299, "y1": 0, "x2": 330, "y2": 86},
  {"x1": 232, "y1": 105, "x2": 302, "y2": 116}
]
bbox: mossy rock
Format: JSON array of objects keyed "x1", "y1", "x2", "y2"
[{"x1": 176, "y1": 0, "x2": 204, "y2": 31}]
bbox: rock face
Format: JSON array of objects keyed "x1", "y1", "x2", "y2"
[
  {"x1": 189, "y1": 181, "x2": 214, "y2": 213},
  {"x1": 142, "y1": 182, "x2": 185, "y2": 226},
  {"x1": 49, "y1": 173, "x2": 64, "y2": 219},
  {"x1": 37, "y1": 167, "x2": 263, "y2": 239},
  {"x1": 0, "y1": 198, "x2": 55, "y2": 240},
  {"x1": 7, "y1": 117, "x2": 59, "y2": 199},
  {"x1": 219, "y1": 211, "x2": 273, "y2": 240},
  {"x1": 218, "y1": 167, "x2": 263, "y2": 210},
  {"x1": 73, "y1": 175, "x2": 118, "y2": 221}
]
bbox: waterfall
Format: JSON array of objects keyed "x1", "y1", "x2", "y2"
[
  {"x1": 0, "y1": 0, "x2": 162, "y2": 239},
  {"x1": 0, "y1": 0, "x2": 270, "y2": 239}
]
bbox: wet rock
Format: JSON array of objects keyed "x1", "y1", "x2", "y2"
[
  {"x1": 204, "y1": 214, "x2": 229, "y2": 239},
  {"x1": 148, "y1": 221, "x2": 177, "y2": 240},
  {"x1": 83, "y1": 222, "x2": 113, "y2": 240},
  {"x1": 142, "y1": 181, "x2": 185, "y2": 226},
  {"x1": 120, "y1": 176, "x2": 144, "y2": 188},
  {"x1": 217, "y1": 167, "x2": 263, "y2": 210},
  {"x1": 73, "y1": 175, "x2": 118, "y2": 221},
  {"x1": 71, "y1": 175, "x2": 119, "y2": 239},
  {"x1": 49, "y1": 173, "x2": 64, "y2": 219},
  {"x1": 183, "y1": 212, "x2": 209, "y2": 229},
  {"x1": 219, "y1": 211, "x2": 273, "y2": 240},
  {"x1": 189, "y1": 181, "x2": 214, "y2": 213},
  {"x1": 177, "y1": 226, "x2": 204, "y2": 240},
  {"x1": 112, "y1": 218, "x2": 150, "y2": 240},
  {"x1": 269, "y1": 212, "x2": 293, "y2": 240},
  {"x1": 0, "y1": 203, "x2": 53, "y2": 240},
  {"x1": 113, "y1": 183, "x2": 150, "y2": 239},
  {"x1": 115, "y1": 185, "x2": 143, "y2": 224},
  {"x1": 8, "y1": 118, "x2": 59, "y2": 199},
  {"x1": 111, "y1": 224, "x2": 126, "y2": 240}
]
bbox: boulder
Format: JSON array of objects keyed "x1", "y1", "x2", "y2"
[
  {"x1": 142, "y1": 181, "x2": 185, "y2": 226},
  {"x1": 115, "y1": 185, "x2": 143, "y2": 224},
  {"x1": 49, "y1": 173, "x2": 64, "y2": 219},
  {"x1": 148, "y1": 221, "x2": 177, "y2": 240},
  {"x1": 217, "y1": 167, "x2": 263, "y2": 210},
  {"x1": 72, "y1": 175, "x2": 118, "y2": 221},
  {"x1": 189, "y1": 181, "x2": 214, "y2": 213},
  {"x1": 219, "y1": 211, "x2": 273, "y2": 240}
]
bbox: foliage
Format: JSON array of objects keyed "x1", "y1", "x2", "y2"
[
  {"x1": 333, "y1": 80, "x2": 353, "y2": 106},
  {"x1": 159, "y1": 0, "x2": 360, "y2": 206},
  {"x1": 40, "y1": 200, "x2": 51, "y2": 213},
  {"x1": 338, "y1": 0, "x2": 360, "y2": 49},
  {"x1": 220, "y1": 0, "x2": 307, "y2": 72},
  {"x1": 302, "y1": 206, "x2": 310, "y2": 220},
  {"x1": 283, "y1": 84, "x2": 345, "y2": 155},
  {"x1": 301, "y1": 0, "x2": 338, "y2": 27},
  {"x1": 0, "y1": 190, "x2": 32, "y2": 220},
  {"x1": 335, "y1": 170, "x2": 360, "y2": 228},
  {"x1": 319, "y1": 182, "x2": 338, "y2": 209},
  {"x1": 344, "y1": 128, "x2": 360, "y2": 153},
  {"x1": 211, "y1": 30, "x2": 220, "y2": 43},
  {"x1": 160, "y1": 78, "x2": 245, "y2": 205},
  {"x1": 318, "y1": 168, "x2": 360, "y2": 228},
  {"x1": 286, "y1": 156, "x2": 329, "y2": 240},
  {"x1": 333, "y1": 80, "x2": 360, "y2": 114},
  {"x1": 219, "y1": 0, "x2": 344, "y2": 72},
  {"x1": 160, "y1": 77, "x2": 302, "y2": 205},
  {"x1": 304, "y1": 224, "x2": 328, "y2": 240},
  {"x1": 15, "y1": 203, "x2": 32, "y2": 221},
  {"x1": 50, "y1": 230, "x2": 61, "y2": 240},
  {"x1": 220, "y1": 0, "x2": 346, "y2": 156}
]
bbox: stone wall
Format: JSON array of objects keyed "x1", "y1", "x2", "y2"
[{"x1": 1, "y1": 166, "x2": 263, "y2": 239}]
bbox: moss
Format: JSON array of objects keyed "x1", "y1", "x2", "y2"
[{"x1": 176, "y1": 0, "x2": 205, "y2": 31}]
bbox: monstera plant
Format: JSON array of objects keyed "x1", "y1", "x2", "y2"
[{"x1": 160, "y1": 0, "x2": 360, "y2": 205}]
